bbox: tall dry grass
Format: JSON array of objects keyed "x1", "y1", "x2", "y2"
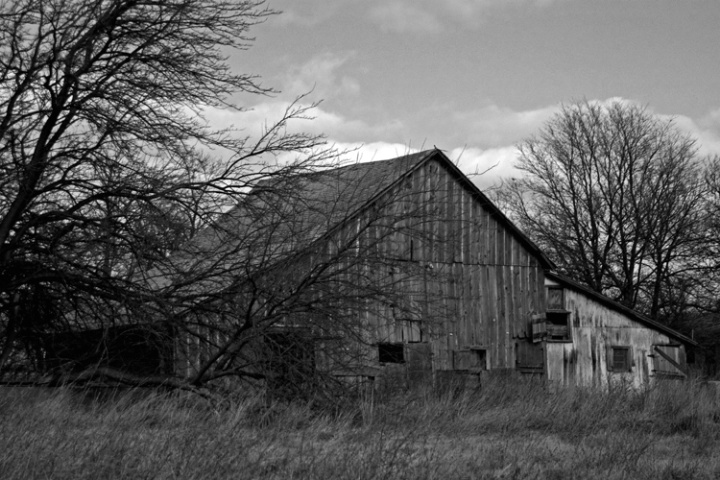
[{"x1": 1, "y1": 375, "x2": 719, "y2": 479}]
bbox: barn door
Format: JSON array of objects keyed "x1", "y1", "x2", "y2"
[
  {"x1": 516, "y1": 341, "x2": 544, "y2": 374},
  {"x1": 652, "y1": 345, "x2": 686, "y2": 378}
]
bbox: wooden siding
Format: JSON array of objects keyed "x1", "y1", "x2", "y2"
[
  {"x1": 545, "y1": 280, "x2": 685, "y2": 389},
  {"x1": 172, "y1": 153, "x2": 549, "y2": 383},
  {"x1": 332, "y1": 156, "x2": 547, "y2": 377}
]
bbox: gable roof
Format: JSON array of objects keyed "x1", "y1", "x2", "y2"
[
  {"x1": 546, "y1": 271, "x2": 697, "y2": 347},
  {"x1": 153, "y1": 149, "x2": 555, "y2": 293},
  {"x1": 247, "y1": 149, "x2": 438, "y2": 245},
  {"x1": 247, "y1": 148, "x2": 554, "y2": 269}
]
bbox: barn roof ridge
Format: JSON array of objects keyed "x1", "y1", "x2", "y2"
[{"x1": 263, "y1": 148, "x2": 556, "y2": 270}]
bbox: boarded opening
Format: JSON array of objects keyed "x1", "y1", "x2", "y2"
[
  {"x1": 407, "y1": 343, "x2": 432, "y2": 384},
  {"x1": 453, "y1": 349, "x2": 487, "y2": 372},
  {"x1": 516, "y1": 341, "x2": 544, "y2": 373},
  {"x1": 607, "y1": 346, "x2": 632, "y2": 373},
  {"x1": 547, "y1": 287, "x2": 564, "y2": 310}
]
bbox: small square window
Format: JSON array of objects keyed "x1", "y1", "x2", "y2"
[
  {"x1": 608, "y1": 346, "x2": 632, "y2": 372},
  {"x1": 378, "y1": 343, "x2": 405, "y2": 364}
]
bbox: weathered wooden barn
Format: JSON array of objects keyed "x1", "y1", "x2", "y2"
[
  {"x1": 190, "y1": 148, "x2": 695, "y2": 391},
  {"x1": 162, "y1": 148, "x2": 556, "y2": 389},
  {"x1": 42, "y1": 149, "x2": 694, "y2": 392},
  {"x1": 302, "y1": 149, "x2": 557, "y2": 387}
]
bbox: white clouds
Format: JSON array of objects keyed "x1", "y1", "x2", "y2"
[
  {"x1": 450, "y1": 103, "x2": 559, "y2": 147},
  {"x1": 198, "y1": 99, "x2": 404, "y2": 150},
  {"x1": 196, "y1": 88, "x2": 720, "y2": 195},
  {"x1": 601, "y1": 99, "x2": 720, "y2": 158},
  {"x1": 448, "y1": 146, "x2": 523, "y2": 189},
  {"x1": 687, "y1": 108, "x2": 720, "y2": 157},
  {"x1": 667, "y1": 112, "x2": 720, "y2": 158}
]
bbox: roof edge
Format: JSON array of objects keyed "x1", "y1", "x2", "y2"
[{"x1": 546, "y1": 271, "x2": 698, "y2": 347}]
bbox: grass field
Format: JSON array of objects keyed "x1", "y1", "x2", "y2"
[{"x1": 2, "y1": 376, "x2": 719, "y2": 479}]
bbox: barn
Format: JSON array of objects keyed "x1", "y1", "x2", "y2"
[
  {"x1": 34, "y1": 149, "x2": 696, "y2": 392},
  {"x1": 166, "y1": 148, "x2": 694, "y2": 391}
]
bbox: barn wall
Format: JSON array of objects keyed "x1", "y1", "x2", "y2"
[
  {"x1": 340, "y1": 157, "x2": 547, "y2": 378},
  {"x1": 545, "y1": 283, "x2": 686, "y2": 389}
]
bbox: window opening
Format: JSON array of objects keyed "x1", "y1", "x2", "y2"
[
  {"x1": 608, "y1": 346, "x2": 632, "y2": 372},
  {"x1": 545, "y1": 286, "x2": 570, "y2": 341},
  {"x1": 546, "y1": 311, "x2": 570, "y2": 341},
  {"x1": 378, "y1": 343, "x2": 405, "y2": 364}
]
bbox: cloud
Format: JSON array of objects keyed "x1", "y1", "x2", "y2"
[
  {"x1": 602, "y1": 99, "x2": 720, "y2": 158},
  {"x1": 333, "y1": 142, "x2": 421, "y2": 162},
  {"x1": 367, "y1": 0, "x2": 563, "y2": 33},
  {"x1": 269, "y1": 2, "x2": 347, "y2": 27},
  {"x1": 198, "y1": 99, "x2": 405, "y2": 149},
  {"x1": 668, "y1": 113, "x2": 720, "y2": 158},
  {"x1": 449, "y1": 103, "x2": 559, "y2": 147},
  {"x1": 194, "y1": 94, "x2": 720, "y2": 196},
  {"x1": 369, "y1": 3, "x2": 442, "y2": 34},
  {"x1": 279, "y1": 52, "x2": 360, "y2": 100},
  {"x1": 448, "y1": 146, "x2": 523, "y2": 190},
  {"x1": 269, "y1": 0, "x2": 566, "y2": 33}
]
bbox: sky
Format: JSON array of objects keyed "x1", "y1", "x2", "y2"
[{"x1": 216, "y1": 0, "x2": 720, "y2": 188}]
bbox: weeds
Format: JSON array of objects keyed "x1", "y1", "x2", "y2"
[{"x1": 2, "y1": 376, "x2": 720, "y2": 479}]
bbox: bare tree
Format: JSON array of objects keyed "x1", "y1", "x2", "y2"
[
  {"x1": 0, "y1": 0, "x2": 334, "y2": 382},
  {"x1": 504, "y1": 100, "x2": 707, "y2": 319}
]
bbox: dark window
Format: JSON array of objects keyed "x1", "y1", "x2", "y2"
[
  {"x1": 608, "y1": 346, "x2": 632, "y2": 372},
  {"x1": 378, "y1": 343, "x2": 405, "y2": 364},
  {"x1": 546, "y1": 311, "x2": 570, "y2": 341}
]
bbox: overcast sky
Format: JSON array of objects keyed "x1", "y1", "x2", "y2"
[{"x1": 218, "y1": 0, "x2": 720, "y2": 187}]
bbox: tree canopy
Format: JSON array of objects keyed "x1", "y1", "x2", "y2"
[
  {"x1": 0, "y1": 0, "x2": 335, "y2": 386},
  {"x1": 504, "y1": 100, "x2": 711, "y2": 321}
]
